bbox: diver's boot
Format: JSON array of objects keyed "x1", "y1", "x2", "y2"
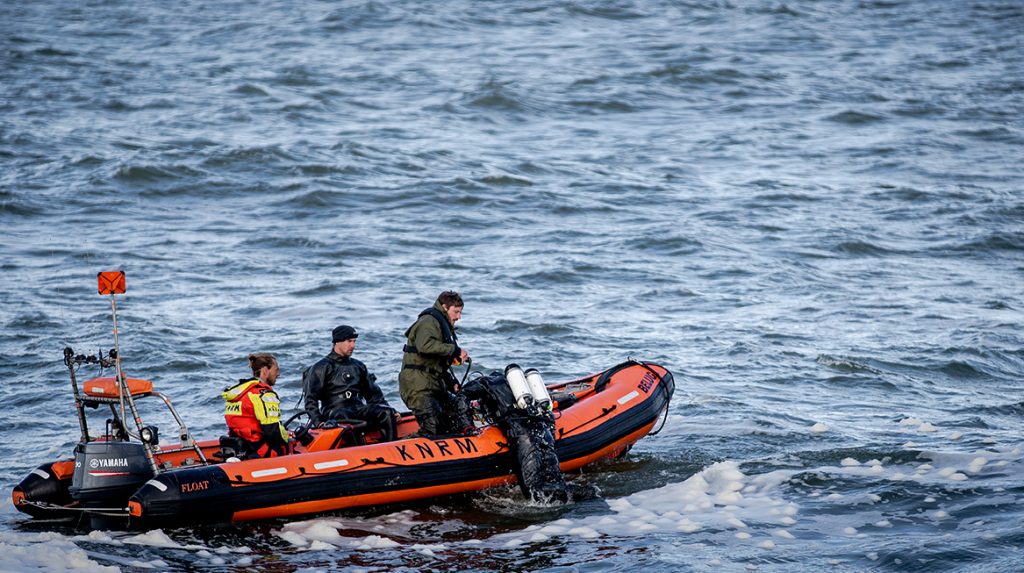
[
  {"x1": 379, "y1": 411, "x2": 398, "y2": 442},
  {"x1": 412, "y1": 412, "x2": 442, "y2": 438}
]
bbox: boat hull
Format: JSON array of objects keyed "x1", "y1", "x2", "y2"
[{"x1": 15, "y1": 361, "x2": 674, "y2": 527}]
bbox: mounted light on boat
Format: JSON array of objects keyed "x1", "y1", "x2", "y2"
[
  {"x1": 140, "y1": 425, "x2": 159, "y2": 445},
  {"x1": 504, "y1": 364, "x2": 533, "y2": 409},
  {"x1": 524, "y1": 368, "x2": 552, "y2": 411}
]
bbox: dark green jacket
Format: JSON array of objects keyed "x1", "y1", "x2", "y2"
[{"x1": 399, "y1": 300, "x2": 460, "y2": 397}]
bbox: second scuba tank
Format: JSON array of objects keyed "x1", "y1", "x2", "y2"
[
  {"x1": 523, "y1": 368, "x2": 552, "y2": 411},
  {"x1": 504, "y1": 364, "x2": 533, "y2": 410}
]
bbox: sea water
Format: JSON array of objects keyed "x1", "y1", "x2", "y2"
[{"x1": 1, "y1": 1, "x2": 1022, "y2": 571}]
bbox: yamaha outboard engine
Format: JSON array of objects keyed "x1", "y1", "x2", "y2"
[
  {"x1": 69, "y1": 437, "x2": 154, "y2": 512},
  {"x1": 465, "y1": 367, "x2": 597, "y2": 503}
]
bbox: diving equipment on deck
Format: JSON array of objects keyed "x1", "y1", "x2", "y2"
[{"x1": 465, "y1": 367, "x2": 598, "y2": 503}]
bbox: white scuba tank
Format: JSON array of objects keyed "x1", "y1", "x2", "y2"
[
  {"x1": 523, "y1": 368, "x2": 552, "y2": 411},
  {"x1": 504, "y1": 364, "x2": 533, "y2": 409}
]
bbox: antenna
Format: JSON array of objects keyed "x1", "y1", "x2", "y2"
[
  {"x1": 92, "y1": 271, "x2": 207, "y2": 472},
  {"x1": 97, "y1": 270, "x2": 160, "y2": 474}
]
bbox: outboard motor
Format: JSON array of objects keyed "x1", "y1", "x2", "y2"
[
  {"x1": 12, "y1": 274, "x2": 210, "y2": 528},
  {"x1": 465, "y1": 368, "x2": 597, "y2": 503},
  {"x1": 69, "y1": 435, "x2": 154, "y2": 511}
]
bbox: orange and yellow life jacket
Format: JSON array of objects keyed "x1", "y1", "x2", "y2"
[{"x1": 222, "y1": 378, "x2": 289, "y2": 453}]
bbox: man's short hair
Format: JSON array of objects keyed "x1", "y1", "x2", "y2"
[
  {"x1": 248, "y1": 353, "x2": 277, "y2": 377},
  {"x1": 437, "y1": 290, "x2": 463, "y2": 308}
]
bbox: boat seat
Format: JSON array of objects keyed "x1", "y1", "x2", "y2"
[
  {"x1": 301, "y1": 420, "x2": 368, "y2": 453},
  {"x1": 214, "y1": 436, "x2": 248, "y2": 461}
]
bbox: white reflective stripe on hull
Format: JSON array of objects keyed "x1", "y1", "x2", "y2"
[
  {"x1": 313, "y1": 459, "x2": 350, "y2": 471},
  {"x1": 251, "y1": 467, "x2": 288, "y2": 478},
  {"x1": 145, "y1": 479, "x2": 168, "y2": 492}
]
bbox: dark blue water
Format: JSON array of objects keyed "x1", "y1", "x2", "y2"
[{"x1": 2, "y1": 1, "x2": 1022, "y2": 571}]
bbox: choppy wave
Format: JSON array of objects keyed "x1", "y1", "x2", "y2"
[{"x1": 2, "y1": 0, "x2": 1022, "y2": 571}]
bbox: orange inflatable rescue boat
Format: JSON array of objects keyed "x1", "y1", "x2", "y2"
[{"x1": 12, "y1": 273, "x2": 674, "y2": 528}]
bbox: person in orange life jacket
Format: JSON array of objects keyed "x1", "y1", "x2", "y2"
[
  {"x1": 301, "y1": 325, "x2": 399, "y2": 442},
  {"x1": 222, "y1": 353, "x2": 291, "y2": 458}
]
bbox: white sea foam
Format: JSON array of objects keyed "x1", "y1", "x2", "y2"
[
  {"x1": 280, "y1": 530, "x2": 312, "y2": 546},
  {"x1": 412, "y1": 543, "x2": 446, "y2": 556},
  {"x1": 0, "y1": 530, "x2": 118, "y2": 573},
  {"x1": 358, "y1": 535, "x2": 401, "y2": 549},
  {"x1": 898, "y1": 417, "x2": 938, "y2": 433},
  {"x1": 307, "y1": 540, "x2": 336, "y2": 551},
  {"x1": 124, "y1": 529, "x2": 183, "y2": 548},
  {"x1": 489, "y1": 461, "x2": 795, "y2": 548},
  {"x1": 84, "y1": 530, "x2": 120, "y2": 544},
  {"x1": 277, "y1": 511, "x2": 423, "y2": 550},
  {"x1": 967, "y1": 457, "x2": 987, "y2": 473},
  {"x1": 814, "y1": 456, "x2": 986, "y2": 487},
  {"x1": 92, "y1": 527, "x2": 251, "y2": 566}
]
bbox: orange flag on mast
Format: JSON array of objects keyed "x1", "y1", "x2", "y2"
[{"x1": 97, "y1": 271, "x2": 126, "y2": 295}]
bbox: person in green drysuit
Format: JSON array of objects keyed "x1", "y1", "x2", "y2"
[{"x1": 399, "y1": 290, "x2": 475, "y2": 436}]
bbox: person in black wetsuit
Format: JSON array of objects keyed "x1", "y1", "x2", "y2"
[{"x1": 301, "y1": 325, "x2": 399, "y2": 441}]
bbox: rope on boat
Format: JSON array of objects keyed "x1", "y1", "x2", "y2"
[
  {"x1": 649, "y1": 403, "x2": 670, "y2": 435},
  {"x1": 19, "y1": 499, "x2": 129, "y2": 515},
  {"x1": 227, "y1": 440, "x2": 512, "y2": 484},
  {"x1": 635, "y1": 361, "x2": 672, "y2": 436}
]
